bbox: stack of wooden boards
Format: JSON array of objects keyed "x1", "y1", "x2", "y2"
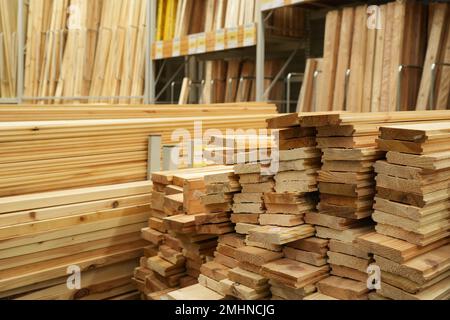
[
  {"x1": 295, "y1": 111, "x2": 450, "y2": 300},
  {"x1": 253, "y1": 115, "x2": 330, "y2": 300},
  {"x1": 305, "y1": 113, "x2": 379, "y2": 299},
  {"x1": 136, "y1": 166, "x2": 241, "y2": 300},
  {"x1": 156, "y1": 0, "x2": 305, "y2": 41},
  {"x1": 0, "y1": 181, "x2": 152, "y2": 300},
  {"x1": 297, "y1": 1, "x2": 450, "y2": 112},
  {"x1": 357, "y1": 122, "x2": 450, "y2": 300},
  {"x1": 24, "y1": 0, "x2": 148, "y2": 103},
  {"x1": 171, "y1": 116, "x2": 333, "y2": 300},
  {"x1": 136, "y1": 110, "x2": 450, "y2": 300},
  {"x1": 195, "y1": 171, "x2": 242, "y2": 299},
  {"x1": 0, "y1": 0, "x2": 18, "y2": 98},
  {"x1": 0, "y1": 103, "x2": 277, "y2": 197}
]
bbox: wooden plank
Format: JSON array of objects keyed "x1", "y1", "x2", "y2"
[
  {"x1": 416, "y1": 4, "x2": 448, "y2": 110},
  {"x1": 318, "y1": 10, "x2": 341, "y2": 111}
]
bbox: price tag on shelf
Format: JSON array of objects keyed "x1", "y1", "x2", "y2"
[
  {"x1": 154, "y1": 41, "x2": 163, "y2": 59},
  {"x1": 197, "y1": 33, "x2": 206, "y2": 53},
  {"x1": 260, "y1": 0, "x2": 275, "y2": 11},
  {"x1": 215, "y1": 29, "x2": 225, "y2": 51},
  {"x1": 172, "y1": 38, "x2": 181, "y2": 57},
  {"x1": 244, "y1": 24, "x2": 256, "y2": 46},
  {"x1": 227, "y1": 27, "x2": 238, "y2": 49},
  {"x1": 188, "y1": 34, "x2": 198, "y2": 55},
  {"x1": 274, "y1": 0, "x2": 285, "y2": 9}
]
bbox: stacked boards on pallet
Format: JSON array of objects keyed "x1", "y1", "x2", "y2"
[
  {"x1": 298, "y1": 111, "x2": 450, "y2": 299},
  {"x1": 24, "y1": 0, "x2": 149, "y2": 104},
  {"x1": 357, "y1": 122, "x2": 450, "y2": 300},
  {"x1": 0, "y1": 181, "x2": 152, "y2": 300},
  {"x1": 297, "y1": 1, "x2": 450, "y2": 112},
  {"x1": 156, "y1": 0, "x2": 305, "y2": 40},
  {"x1": 0, "y1": 103, "x2": 277, "y2": 197},
  {"x1": 0, "y1": 0, "x2": 18, "y2": 98}
]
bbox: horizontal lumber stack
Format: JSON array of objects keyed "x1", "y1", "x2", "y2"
[
  {"x1": 138, "y1": 167, "x2": 230, "y2": 299},
  {"x1": 223, "y1": 162, "x2": 277, "y2": 300},
  {"x1": 312, "y1": 117, "x2": 377, "y2": 299},
  {"x1": 139, "y1": 166, "x2": 245, "y2": 300},
  {"x1": 135, "y1": 171, "x2": 184, "y2": 299},
  {"x1": 0, "y1": 181, "x2": 152, "y2": 300},
  {"x1": 298, "y1": 110, "x2": 450, "y2": 300},
  {"x1": 357, "y1": 122, "x2": 450, "y2": 300},
  {"x1": 197, "y1": 170, "x2": 242, "y2": 297},
  {"x1": 257, "y1": 114, "x2": 329, "y2": 300},
  {"x1": 0, "y1": 103, "x2": 277, "y2": 197},
  {"x1": 233, "y1": 162, "x2": 274, "y2": 232}
]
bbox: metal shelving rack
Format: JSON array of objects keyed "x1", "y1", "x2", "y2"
[{"x1": 0, "y1": 0, "x2": 339, "y2": 106}]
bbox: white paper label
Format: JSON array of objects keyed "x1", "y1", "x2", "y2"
[
  {"x1": 154, "y1": 41, "x2": 163, "y2": 59},
  {"x1": 244, "y1": 24, "x2": 256, "y2": 46},
  {"x1": 188, "y1": 35, "x2": 197, "y2": 55},
  {"x1": 227, "y1": 27, "x2": 238, "y2": 49},
  {"x1": 215, "y1": 29, "x2": 225, "y2": 51},
  {"x1": 197, "y1": 33, "x2": 206, "y2": 53},
  {"x1": 172, "y1": 38, "x2": 181, "y2": 57}
]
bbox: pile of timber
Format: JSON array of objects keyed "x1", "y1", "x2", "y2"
[
  {"x1": 0, "y1": 103, "x2": 276, "y2": 197},
  {"x1": 233, "y1": 162, "x2": 274, "y2": 232},
  {"x1": 357, "y1": 122, "x2": 450, "y2": 300},
  {"x1": 135, "y1": 171, "x2": 186, "y2": 300},
  {"x1": 298, "y1": 1, "x2": 450, "y2": 112},
  {"x1": 251, "y1": 115, "x2": 330, "y2": 300},
  {"x1": 311, "y1": 114, "x2": 377, "y2": 300},
  {"x1": 24, "y1": 0, "x2": 149, "y2": 104},
  {"x1": 167, "y1": 148, "x2": 279, "y2": 300},
  {"x1": 0, "y1": 181, "x2": 152, "y2": 300},
  {"x1": 296, "y1": 110, "x2": 450, "y2": 300},
  {"x1": 137, "y1": 166, "x2": 239, "y2": 300},
  {"x1": 221, "y1": 162, "x2": 277, "y2": 300}
]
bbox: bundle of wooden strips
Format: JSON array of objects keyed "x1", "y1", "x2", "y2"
[
  {"x1": 297, "y1": 1, "x2": 450, "y2": 112},
  {"x1": 0, "y1": 0, "x2": 18, "y2": 98},
  {"x1": 358, "y1": 122, "x2": 450, "y2": 300},
  {"x1": 0, "y1": 181, "x2": 152, "y2": 300},
  {"x1": 23, "y1": 0, "x2": 148, "y2": 104}
]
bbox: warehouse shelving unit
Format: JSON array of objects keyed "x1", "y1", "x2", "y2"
[{"x1": 0, "y1": 0, "x2": 356, "y2": 106}]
